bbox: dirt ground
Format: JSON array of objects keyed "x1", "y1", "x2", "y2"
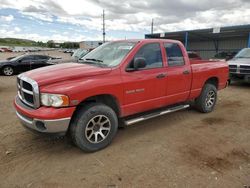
[{"x1": 0, "y1": 52, "x2": 250, "y2": 187}]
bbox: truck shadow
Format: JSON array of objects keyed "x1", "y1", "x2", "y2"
[
  {"x1": 229, "y1": 81, "x2": 250, "y2": 88},
  {"x1": 1, "y1": 108, "x2": 197, "y2": 164}
]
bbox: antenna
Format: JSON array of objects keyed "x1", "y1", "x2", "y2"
[
  {"x1": 151, "y1": 19, "x2": 154, "y2": 34},
  {"x1": 102, "y1": 9, "x2": 106, "y2": 43}
]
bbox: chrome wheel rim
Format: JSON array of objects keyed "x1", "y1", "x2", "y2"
[
  {"x1": 205, "y1": 90, "x2": 215, "y2": 108},
  {"x1": 85, "y1": 115, "x2": 111, "y2": 143},
  {"x1": 3, "y1": 67, "x2": 13, "y2": 75}
]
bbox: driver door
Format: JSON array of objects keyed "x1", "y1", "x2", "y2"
[
  {"x1": 121, "y1": 42, "x2": 167, "y2": 116},
  {"x1": 16, "y1": 56, "x2": 32, "y2": 72}
]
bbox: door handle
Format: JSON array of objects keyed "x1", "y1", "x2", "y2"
[
  {"x1": 183, "y1": 70, "x2": 190, "y2": 75},
  {"x1": 156, "y1": 73, "x2": 167, "y2": 79}
]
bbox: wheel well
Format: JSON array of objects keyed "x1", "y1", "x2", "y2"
[
  {"x1": 2, "y1": 65, "x2": 13, "y2": 69},
  {"x1": 1, "y1": 65, "x2": 14, "y2": 74},
  {"x1": 205, "y1": 77, "x2": 219, "y2": 89},
  {"x1": 76, "y1": 94, "x2": 120, "y2": 116}
]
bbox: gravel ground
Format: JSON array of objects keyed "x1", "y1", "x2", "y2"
[{"x1": 0, "y1": 52, "x2": 250, "y2": 188}]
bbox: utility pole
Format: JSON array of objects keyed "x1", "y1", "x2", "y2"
[
  {"x1": 102, "y1": 9, "x2": 106, "y2": 43},
  {"x1": 151, "y1": 19, "x2": 154, "y2": 34}
]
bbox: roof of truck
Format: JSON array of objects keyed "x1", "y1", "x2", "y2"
[{"x1": 111, "y1": 39, "x2": 181, "y2": 43}]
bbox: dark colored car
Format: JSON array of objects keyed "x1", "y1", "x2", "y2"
[
  {"x1": 214, "y1": 51, "x2": 237, "y2": 61},
  {"x1": 0, "y1": 54, "x2": 55, "y2": 76}
]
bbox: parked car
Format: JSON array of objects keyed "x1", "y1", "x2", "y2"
[
  {"x1": 228, "y1": 48, "x2": 250, "y2": 83},
  {"x1": 187, "y1": 51, "x2": 202, "y2": 60},
  {"x1": 14, "y1": 39, "x2": 229, "y2": 152},
  {"x1": 0, "y1": 54, "x2": 55, "y2": 76},
  {"x1": 0, "y1": 47, "x2": 12, "y2": 52},
  {"x1": 72, "y1": 48, "x2": 88, "y2": 60},
  {"x1": 47, "y1": 49, "x2": 87, "y2": 64},
  {"x1": 63, "y1": 49, "x2": 74, "y2": 54},
  {"x1": 214, "y1": 51, "x2": 237, "y2": 61}
]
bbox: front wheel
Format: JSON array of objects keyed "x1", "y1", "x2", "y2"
[
  {"x1": 195, "y1": 84, "x2": 217, "y2": 113},
  {"x1": 2, "y1": 66, "x2": 14, "y2": 76},
  {"x1": 70, "y1": 103, "x2": 118, "y2": 152}
]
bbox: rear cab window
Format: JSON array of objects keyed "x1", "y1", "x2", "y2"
[{"x1": 164, "y1": 43, "x2": 185, "y2": 67}]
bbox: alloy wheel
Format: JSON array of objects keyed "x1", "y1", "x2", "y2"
[
  {"x1": 205, "y1": 90, "x2": 216, "y2": 108},
  {"x1": 3, "y1": 67, "x2": 13, "y2": 76},
  {"x1": 85, "y1": 115, "x2": 111, "y2": 143}
]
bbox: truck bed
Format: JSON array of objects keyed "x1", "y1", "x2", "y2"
[{"x1": 189, "y1": 59, "x2": 229, "y2": 100}]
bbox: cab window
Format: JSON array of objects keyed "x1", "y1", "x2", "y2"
[{"x1": 133, "y1": 43, "x2": 163, "y2": 69}]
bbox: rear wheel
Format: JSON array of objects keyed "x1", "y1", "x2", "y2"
[
  {"x1": 70, "y1": 103, "x2": 118, "y2": 152},
  {"x1": 195, "y1": 83, "x2": 217, "y2": 113},
  {"x1": 2, "y1": 66, "x2": 14, "y2": 76}
]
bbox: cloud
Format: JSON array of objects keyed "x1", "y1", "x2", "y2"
[
  {"x1": 0, "y1": 0, "x2": 250, "y2": 41},
  {"x1": 14, "y1": 26, "x2": 21, "y2": 32},
  {"x1": 0, "y1": 15, "x2": 14, "y2": 22},
  {"x1": 21, "y1": 12, "x2": 53, "y2": 22}
]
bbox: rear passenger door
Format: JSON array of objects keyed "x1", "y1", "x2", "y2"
[
  {"x1": 31, "y1": 55, "x2": 49, "y2": 69},
  {"x1": 164, "y1": 43, "x2": 192, "y2": 104}
]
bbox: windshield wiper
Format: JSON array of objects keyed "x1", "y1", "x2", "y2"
[
  {"x1": 85, "y1": 58, "x2": 103, "y2": 62},
  {"x1": 236, "y1": 56, "x2": 250, "y2": 58},
  {"x1": 80, "y1": 58, "x2": 107, "y2": 67}
]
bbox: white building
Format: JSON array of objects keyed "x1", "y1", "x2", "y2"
[{"x1": 79, "y1": 41, "x2": 103, "y2": 50}]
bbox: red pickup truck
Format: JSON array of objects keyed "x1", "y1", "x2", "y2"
[{"x1": 14, "y1": 39, "x2": 229, "y2": 152}]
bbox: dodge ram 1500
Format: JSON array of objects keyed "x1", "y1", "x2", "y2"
[
  {"x1": 228, "y1": 48, "x2": 250, "y2": 83},
  {"x1": 14, "y1": 39, "x2": 229, "y2": 152}
]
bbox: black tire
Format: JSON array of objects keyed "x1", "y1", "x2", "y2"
[
  {"x1": 2, "y1": 66, "x2": 14, "y2": 76},
  {"x1": 70, "y1": 103, "x2": 118, "y2": 152},
  {"x1": 195, "y1": 83, "x2": 217, "y2": 113}
]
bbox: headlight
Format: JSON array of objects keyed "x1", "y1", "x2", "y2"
[{"x1": 41, "y1": 93, "x2": 69, "y2": 107}]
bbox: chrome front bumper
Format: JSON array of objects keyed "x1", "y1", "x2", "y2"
[{"x1": 16, "y1": 111, "x2": 71, "y2": 135}]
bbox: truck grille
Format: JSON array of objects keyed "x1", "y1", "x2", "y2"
[
  {"x1": 240, "y1": 65, "x2": 250, "y2": 74},
  {"x1": 17, "y1": 74, "x2": 40, "y2": 109},
  {"x1": 229, "y1": 65, "x2": 237, "y2": 73}
]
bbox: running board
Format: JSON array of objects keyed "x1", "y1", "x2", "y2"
[{"x1": 124, "y1": 104, "x2": 190, "y2": 126}]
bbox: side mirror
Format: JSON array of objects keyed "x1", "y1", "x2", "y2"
[{"x1": 133, "y1": 57, "x2": 146, "y2": 70}]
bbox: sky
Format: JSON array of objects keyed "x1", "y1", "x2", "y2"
[{"x1": 0, "y1": 0, "x2": 250, "y2": 42}]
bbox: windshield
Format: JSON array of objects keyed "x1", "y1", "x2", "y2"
[
  {"x1": 11, "y1": 54, "x2": 26, "y2": 61},
  {"x1": 235, "y1": 48, "x2": 250, "y2": 58},
  {"x1": 80, "y1": 41, "x2": 136, "y2": 67}
]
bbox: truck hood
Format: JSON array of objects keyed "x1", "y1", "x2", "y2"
[
  {"x1": 24, "y1": 63, "x2": 112, "y2": 86},
  {"x1": 228, "y1": 58, "x2": 250, "y2": 65}
]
